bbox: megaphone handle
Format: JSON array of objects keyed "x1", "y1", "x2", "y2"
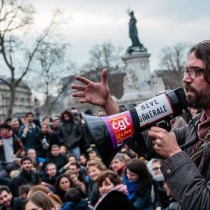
[
  {"x1": 129, "y1": 108, "x2": 150, "y2": 155},
  {"x1": 156, "y1": 119, "x2": 171, "y2": 131}
]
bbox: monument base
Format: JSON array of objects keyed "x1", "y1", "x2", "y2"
[{"x1": 118, "y1": 50, "x2": 165, "y2": 107}]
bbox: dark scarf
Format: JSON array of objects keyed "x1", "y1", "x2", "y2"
[
  {"x1": 198, "y1": 112, "x2": 210, "y2": 140},
  {"x1": 0, "y1": 130, "x2": 13, "y2": 139}
]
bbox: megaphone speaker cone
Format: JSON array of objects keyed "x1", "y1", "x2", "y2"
[{"x1": 82, "y1": 113, "x2": 131, "y2": 167}]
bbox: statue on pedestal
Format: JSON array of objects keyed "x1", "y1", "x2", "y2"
[
  {"x1": 129, "y1": 11, "x2": 141, "y2": 47},
  {"x1": 127, "y1": 10, "x2": 147, "y2": 54}
]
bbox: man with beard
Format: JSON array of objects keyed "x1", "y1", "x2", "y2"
[
  {"x1": 71, "y1": 41, "x2": 210, "y2": 210},
  {"x1": 11, "y1": 118, "x2": 21, "y2": 136},
  {"x1": 0, "y1": 185, "x2": 25, "y2": 210},
  {"x1": 12, "y1": 156, "x2": 40, "y2": 196},
  {"x1": 58, "y1": 110, "x2": 82, "y2": 160}
]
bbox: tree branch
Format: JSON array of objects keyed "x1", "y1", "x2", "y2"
[{"x1": 0, "y1": 77, "x2": 11, "y2": 88}]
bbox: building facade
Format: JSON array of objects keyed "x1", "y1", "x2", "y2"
[{"x1": 0, "y1": 78, "x2": 32, "y2": 121}]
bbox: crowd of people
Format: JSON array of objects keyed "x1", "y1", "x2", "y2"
[
  {"x1": 0, "y1": 106, "x2": 182, "y2": 210},
  {"x1": 1, "y1": 40, "x2": 210, "y2": 210}
]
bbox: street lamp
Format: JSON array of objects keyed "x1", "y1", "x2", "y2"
[
  {"x1": 34, "y1": 97, "x2": 40, "y2": 119},
  {"x1": 0, "y1": 93, "x2": 5, "y2": 121}
]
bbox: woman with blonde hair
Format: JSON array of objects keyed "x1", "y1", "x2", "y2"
[
  {"x1": 86, "y1": 159, "x2": 106, "y2": 207},
  {"x1": 25, "y1": 191, "x2": 58, "y2": 210}
]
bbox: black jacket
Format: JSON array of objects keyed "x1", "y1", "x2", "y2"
[
  {"x1": 58, "y1": 120, "x2": 82, "y2": 149},
  {"x1": 88, "y1": 181, "x2": 99, "y2": 206},
  {"x1": 37, "y1": 132, "x2": 61, "y2": 158},
  {"x1": 44, "y1": 154, "x2": 67, "y2": 171},
  {"x1": 12, "y1": 169, "x2": 41, "y2": 196}
]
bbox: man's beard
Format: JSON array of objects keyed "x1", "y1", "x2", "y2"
[
  {"x1": 185, "y1": 84, "x2": 210, "y2": 108},
  {"x1": 24, "y1": 167, "x2": 32, "y2": 173}
]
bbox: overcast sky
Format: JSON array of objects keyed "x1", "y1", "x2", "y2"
[{"x1": 33, "y1": 0, "x2": 210, "y2": 72}]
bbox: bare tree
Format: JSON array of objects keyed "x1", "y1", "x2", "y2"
[
  {"x1": 84, "y1": 41, "x2": 124, "y2": 72},
  {"x1": 0, "y1": 0, "x2": 64, "y2": 117},
  {"x1": 78, "y1": 41, "x2": 126, "y2": 99},
  {"x1": 32, "y1": 40, "x2": 70, "y2": 115},
  {"x1": 47, "y1": 74, "x2": 74, "y2": 115},
  {"x1": 157, "y1": 42, "x2": 192, "y2": 88},
  {"x1": 159, "y1": 42, "x2": 192, "y2": 71}
]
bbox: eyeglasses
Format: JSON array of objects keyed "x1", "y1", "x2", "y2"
[
  {"x1": 184, "y1": 67, "x2": 205, "y2": 79},
  {"x1": 152, "y1": 167, "x2": 160, "y2": 171}
]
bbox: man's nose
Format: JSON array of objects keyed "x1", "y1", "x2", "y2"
[{"x1": 183, "y1": 72, "x2": 192, "y2": 82}]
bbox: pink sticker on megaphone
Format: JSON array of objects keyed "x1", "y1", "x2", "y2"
[{"x1": 102, "y1": 111, "x2": 134, "y2": 149}]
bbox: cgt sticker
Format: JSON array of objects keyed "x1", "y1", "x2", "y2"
[{"x1": 102, "y1": 111, "x2": 134, "y2": 148}]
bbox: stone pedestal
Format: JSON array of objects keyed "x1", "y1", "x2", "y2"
[{"x1": 117, "y1": 50, "x2": 164, "y2": 106}]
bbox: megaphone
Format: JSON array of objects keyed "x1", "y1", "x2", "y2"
[{"x1": 82, "y1": 87, "x2": 188, "y2": 167}]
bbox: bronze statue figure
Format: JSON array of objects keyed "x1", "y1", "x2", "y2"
[
  {"x1": 129, "y1": 11, "x2": 141, "y2": 47},
  {"x1": 127, "y1": 10, "x2": 147, "y2": 54}
]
